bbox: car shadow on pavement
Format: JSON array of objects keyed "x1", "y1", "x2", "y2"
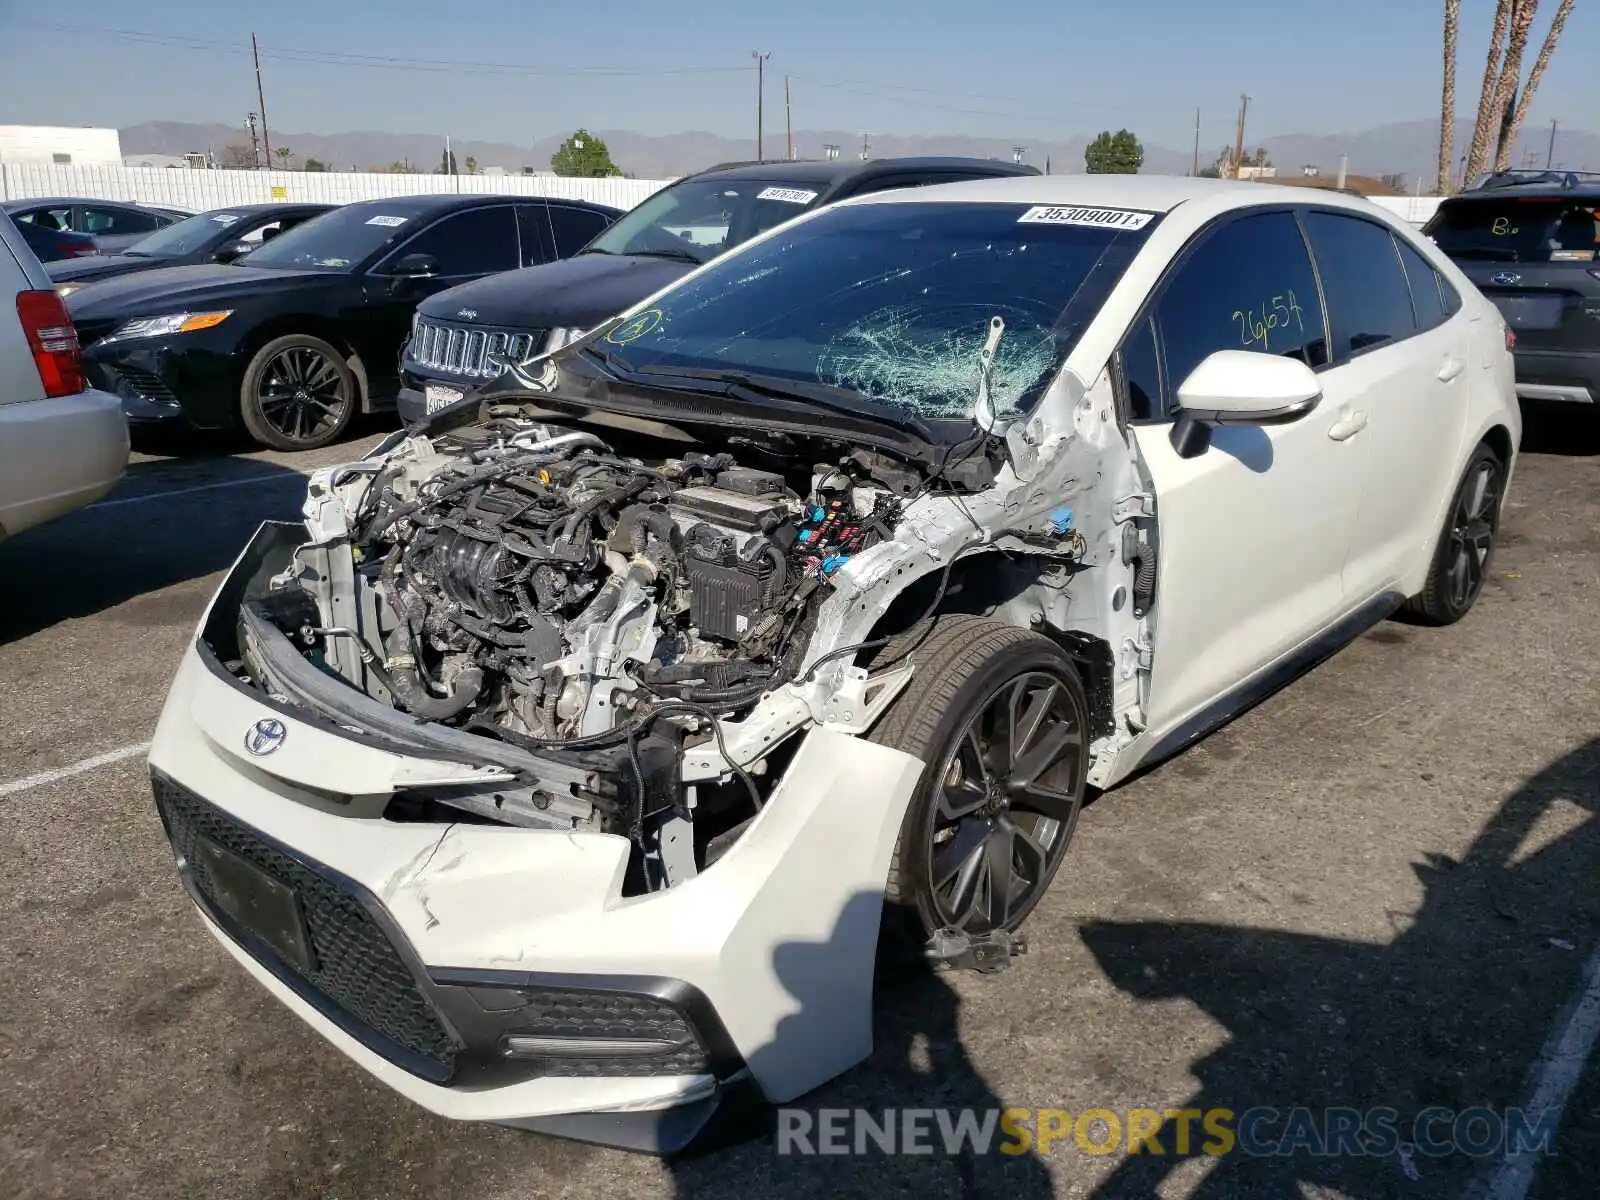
[
  {"x1": 0, "y1": 456, "x2": 310, "y2": 644},
  {"x1": 664, "y1": 896, "x2": 1056, "y2": 1199},
  {"x1": 1078, "y1": 738, "x2": 1600, "y2": 1200},
  {"x1": 1518, "y1": 401, "x2": 1600, "y2": 456}
]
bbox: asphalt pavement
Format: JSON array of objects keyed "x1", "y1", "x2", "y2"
[{"x1": 0, "y1": 410, "x2": 1596, "y2": 1200}]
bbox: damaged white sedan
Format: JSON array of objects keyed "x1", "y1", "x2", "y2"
[{"x1": 148, "y1": 176, "x2": 1520, "y2": 1152}]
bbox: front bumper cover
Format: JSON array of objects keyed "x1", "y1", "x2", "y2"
[{"x1": 146, "y1": 520, "x2": 923, "y2": 1151}]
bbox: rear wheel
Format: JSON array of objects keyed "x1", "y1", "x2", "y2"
[
  {"x1": 1403, "y1": 443, "x2": 1505, "y2": 626},
  {"x1": 868, "y1": 616, "x2": 1090, "y2": 948},
  {"x1": 240, "y1": 334, "x2": 356, "y2": 451}
]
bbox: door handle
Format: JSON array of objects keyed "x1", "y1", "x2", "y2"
[
  {"x1": 1438, "y1": 356, "x2": 1465, "y2": 382},
  {"x1": 1327, "y1": 410, "x2": 1368, "y2": 441}
]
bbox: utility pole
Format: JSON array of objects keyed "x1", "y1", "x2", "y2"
[
  {"x1": 1546, "y1": 118, "x2": 1558, "y2": 169},
  {"x1": 1232, "y1": 94, "x2": 1249, "y2": 180},
  {"x1": 860, "y1": 131, "x2": 872, "y2": 161},
  {"x1": 1191, "y1": 107, "x2": 1201, "y2": 176},
  {"x1": 245, "y1": 112, "x2": 261, "y2": 170},
  {"x1": 252, "y1": 33, "x2": 272, "y2": 168},
  {"x1": 752, "y1": 51, "x2": 771, "y2": 161},
  {"x1": 785, "y1": 75, "x2": 794, "y2": 159}
]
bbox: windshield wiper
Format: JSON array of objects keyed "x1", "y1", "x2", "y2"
[
  {"x1": 624, "y1": 248, "x2": 705, "y2": 265},
  {"x1": 630, "y1": 365, "x2": 938, "y2": 440}
]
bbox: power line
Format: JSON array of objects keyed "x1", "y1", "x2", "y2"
[{"x1": 13, "y1": 21, "x2": 752, "y2": 77}]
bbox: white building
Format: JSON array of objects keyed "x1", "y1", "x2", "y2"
[{"x1": 0, "y1": 125, "x2": 123, "y2": 166}]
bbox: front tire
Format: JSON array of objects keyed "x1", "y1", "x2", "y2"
[
  {"x1": 1403, "y1": 443, "x2": 1505, "y2": 626},
  {"x1": 239, "y1": 334, "x2": 357, "y2": 451},
  {"x1": 868, "y1": 615, "x2": 1090, "y2": 947}
]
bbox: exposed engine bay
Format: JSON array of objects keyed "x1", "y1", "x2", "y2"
[
  {"x1": 240, "y1": 413, "x2": 954, "y2": 884},
  {"x1": 342, "y1": 418, "x2": 902, "y2": 740}
]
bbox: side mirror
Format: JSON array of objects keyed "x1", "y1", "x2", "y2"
[
  {"x1": 1170, "y1": 350, "x2": 1321, "y2": 458},
  {"x1": 213, "y1": 240, "x2": 253, "y2": 263},
  {"x1": 390, "y1": 252, "x2": 440, "y2": 279}
]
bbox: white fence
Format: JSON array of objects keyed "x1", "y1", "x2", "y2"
[
  {"x1": 0, "y1": 162, "x2": 1446, "y2": 226},
  {"x1": 0, "y1": 163, "x2": 672, "y2": 212}
]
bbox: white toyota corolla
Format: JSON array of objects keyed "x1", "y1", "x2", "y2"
[{"x1": 149, "y1": 176, "x2": 1519, "y2": 1152}]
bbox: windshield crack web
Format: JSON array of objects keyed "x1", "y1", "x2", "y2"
[{"x1": 816, "y1": 306, "x2": 1059, "y2": 418}]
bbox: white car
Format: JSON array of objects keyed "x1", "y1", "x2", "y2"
[
  {"x1": 147, "y1": 176, "x2": 1518, "y2": 1152},
  {"x1": 0, "y1": 214, "x2": 128, "y2": 541}
]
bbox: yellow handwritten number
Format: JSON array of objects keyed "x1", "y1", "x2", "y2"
[{"x1": 1232, "y1": 289, "x2": 1306, "y2": 353}]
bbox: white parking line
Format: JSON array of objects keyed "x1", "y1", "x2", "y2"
[
  {"x1": 1475, "y1": 940, "x2": 1600, "y2": 1200},
  {"x1": 0, "y1": 741, "x2": 152, "y2": 798},
  {"x1": 93, "y1": 473, "x2": 306, "y2": 510}
]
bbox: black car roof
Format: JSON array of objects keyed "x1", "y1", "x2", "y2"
[
  {"x1": 202, "y1": 202, "x2": 335, "y2": 217},
  {"x1": 1441, "y1": 183, "x2": 1600, "y2": 204},
  {"x1": 677, "y1": 156, "x2": 1041, "y2": 188},
  {"x1": 318, "y1": 193, "x2": 622, "y2": 217},
  {"x1": 1, "y1": 196, "x2": 173, "y2": 211}
]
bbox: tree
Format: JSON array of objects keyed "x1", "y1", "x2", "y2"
[
  {"x1": 438, "y1": 148, "x2": 458, "y2": 175},
  {"x1": 273, "y1": 146, "x2": 295, "y2": 170},
  {"x1": 1462, "y1": 0, "x2": 1575, "y2": 183},
  {"x1": 1084, "y1": 130, "x2": 1143, "y2": 174},
  {"x1": 1499, "y1": 0, "x2": 1573, "y2": 170},
  {"x1": 550, "y1": 129, "x2": 621, "y2": 178},
  {"x1": 1438, "y1": 0, "x2": 1461, "y2": 193},
  {"x1": 464, "y1": 155, "x2": 478, "y2": 174},
  {"x1": 302, "y1": 157, "x2": 328, "y2": 172},
  {"x1": 218, "y1": 143, "x2": 257, "y2": 169}
]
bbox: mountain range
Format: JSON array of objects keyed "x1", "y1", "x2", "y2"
[{"x1": 121, "y1": 119, "x2": 1600, "y2": 184}]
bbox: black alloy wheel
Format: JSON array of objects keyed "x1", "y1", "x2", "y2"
[
  {"x1": 923, "y1": 669, "x2": 1084, "y2": 932},
  {"x1": 240, "y1": 333, "x2": 357, "y2": 451},
  {"x1": 1404, "y1": 442, "x2": 1505, "y2": 626},
  {"x1": 870, "y1": 615, "x2": 1091, "y2": 947}
]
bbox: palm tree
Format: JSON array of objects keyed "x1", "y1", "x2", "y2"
[
  {"x1": 1438, "y1": 0, "x2": 1461, "y2": 194},
  {"x1": 273, "y1": 146, "x2": 294, "y2": 170},
  {"x1": 1464, "y1": 0, "x2": 1513, "y2": 184},
  {"x1": 1501, "y1": 0, "x2": 1574, "y2": 169},
  {"x1": 1491, "y1": 0, "x2": 1541, "y2": 171}
]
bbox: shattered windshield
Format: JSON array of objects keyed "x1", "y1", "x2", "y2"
[{"x1": 592, "y1": 201, "x2": 1156, "y2": 420}]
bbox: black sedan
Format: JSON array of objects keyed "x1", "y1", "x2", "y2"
[
  {"x1": 50, "y1": 204, "x2": 335, "y2": 296},
  {"x1": 69, "y1": 193, "x2": 622, "y2": 450}
]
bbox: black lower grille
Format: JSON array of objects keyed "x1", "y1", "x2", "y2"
[
  {"x1": 114, "y1": 365, "x2": 179, "y2": 406},
  {"x1": 152, "y1": 774, "x2": 459, "y2": 1079}
]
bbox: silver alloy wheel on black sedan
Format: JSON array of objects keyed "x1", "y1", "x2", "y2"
[{"x1": 240, "y1": 333, "x2": 357, "y2": 451}]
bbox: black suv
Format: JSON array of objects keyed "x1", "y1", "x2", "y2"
[
  {"x1": 1425, "y1": 180, "x2": 1600, "y2": 405},
  {"x1": 396, "y1": 156, "x2": 1041, "y2": 423}
]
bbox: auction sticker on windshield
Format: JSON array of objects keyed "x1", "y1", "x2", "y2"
[
  {"x1": 366, "y1": 215, "x2": 409, "y2": 227},
  {"x1": 1017, "y1": 206, "x2": 1155, "y2": 230},
  {"x1": 758, "y1": 187, "x2": 819, "y2": 205}
]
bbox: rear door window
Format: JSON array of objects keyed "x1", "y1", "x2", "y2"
[
  {"x1": 1152, "y1": 210, "x2": 1329, "y2": 412},
  {"x1": 1426, "y1": 198, "x2": 1600, "y2": 263},
  {"x1": 1301, "y1": 211, "x2": 1417, "y2": 359},
  {"x1": 81, "y1": 206, "x2": 162, "y2": 236},
  {"x1": 545, "y1": 204, "x2": 613, "y2": 257}
]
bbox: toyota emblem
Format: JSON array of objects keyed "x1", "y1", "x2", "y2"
[{"x1": 244, "y1": 717, "x2": 287, "y2": 757}]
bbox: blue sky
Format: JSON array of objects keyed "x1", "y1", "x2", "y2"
[{"x1": 1, "y1": 0, "x2": 1596, "y2": 152}]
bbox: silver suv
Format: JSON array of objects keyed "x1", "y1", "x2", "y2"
[{"x1": 0, "y1": 212, "x2": 128, "y2": 540}]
